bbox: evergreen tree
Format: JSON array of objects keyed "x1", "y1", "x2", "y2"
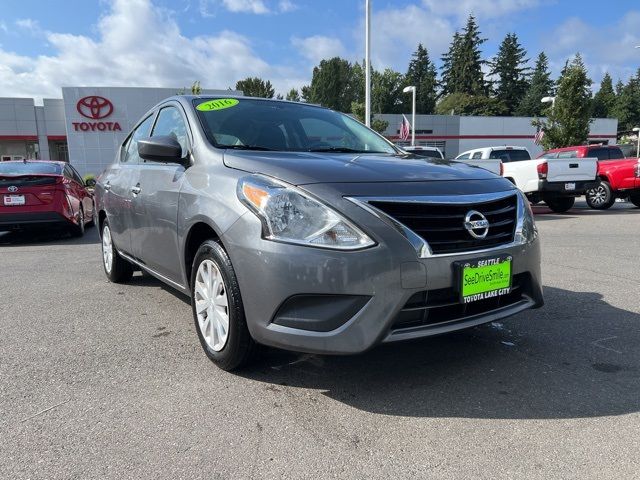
[
  {"x1": 440, "y1": 32, "x2": 462, "y2": 96},
  {"x1": 235, "y1": 77, "x2": 275, "y2": 98},
  {"x1": 516, "y1": 52, "x2": 554, "y2": 116},
  {"x1": 457, "y1": 15, "x2": 487, "y2": 95},
  {"x1": 533, "y1": 54, "x2": 592, "y2": 148},
  {"x1": 305, "y1": 57, "x2": 356, "y2": 112},
  {"x1": 490, "y1": 33, "x2": 530, "y2": 115},
  {"x1": 405, "y1": 44, "x2": 437, "y2": 114},
  {"x1": 285, "y1": 88, "x2": 301, "y2": 102},
  {"x1": 611, "y1": 72, "x2": 640, "y2": 132},
  {"x1": 592, "y1": 73, "x2": 616, "y2": 118}
]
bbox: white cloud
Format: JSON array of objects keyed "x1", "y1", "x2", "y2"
[
  {"x1": 15, "y1": 18, "x2": 42, "y2": 33},
  {"x1": 199, "y1": 0, "x2": 295, "y2": 16},
  {"x1": 292, "y1": 35, "x2": 345, "y2": 64},
  {"x1": 278, "y1": 0, "x2": 297, "y2": 13},
  {"x1": 543, "y1": 11, "x2": 640, "y2": 83},
  {"x1": 421, "y1": 0, "x2": 542, "y2": 19},
  {"x1": 0, "y1": 0, "x2": 301, "y2": 100}
]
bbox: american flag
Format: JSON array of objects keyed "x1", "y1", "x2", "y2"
[
  {"x1": 399, "y1": 114, "x2": 411, "y2": 141},
  {"x1": 534, "y1": 126, "x2": 545, "y2": 145}
]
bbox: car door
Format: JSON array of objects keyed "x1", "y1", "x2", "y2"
[
  {"x1": 103, "y1": 114, "x2": 155, "y2": 255},
  {"x1": 67, "y1": 164, "x2": 93, "y2": 221},
  {"x1": 131, "y1": 104, "x2": 189, "y2": 283}
]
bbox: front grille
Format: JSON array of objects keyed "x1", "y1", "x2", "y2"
[
  {"x1": 392, "y1": 273, "x2": 529, "y2": 331},
  {"x1": 369, "y1": 194, "x2": 518, "y2": 255}
]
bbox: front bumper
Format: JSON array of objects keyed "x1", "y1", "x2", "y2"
[
  {"x1": 538, "y1": 180, "x2": 599, "y2": 196},
  {"x1": 222, "y1": 206, "x2": 543, "y2": 355}
]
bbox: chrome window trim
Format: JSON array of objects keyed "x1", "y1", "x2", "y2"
[{"x1": 346, "y1": 190, "x2": 526, "y2": 259}]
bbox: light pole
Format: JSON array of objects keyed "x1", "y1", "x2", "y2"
[
  {"x1": 541, "y1": 96, "x2": 556, "y2": 110},
  {"x1": 365, "y1": 0, "x2": 371, "y2": 127},
  {"x1": 633, "y1": 127, "x2": 640, "y2": 158},
  {"x1": 403, "y1": 85, "x2": 416, "y2": 146}
]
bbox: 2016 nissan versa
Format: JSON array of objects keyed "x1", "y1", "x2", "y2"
[{"x1": 95, "y1": 96, "x2": 543, "y2": 371}]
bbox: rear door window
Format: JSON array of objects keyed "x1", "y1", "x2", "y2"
[
  {"x1": 607, "y1": 148, "x2": 624, "y2": 159},
  {"x1": 472, "y1": 152, "x2": 483, "y2": 159},
  {"x1": 587, "y1": 147, "x2": 610, "y2": 160},
  {"x1": 490, "y1": 149, "x2": 530, "y2": 162}
]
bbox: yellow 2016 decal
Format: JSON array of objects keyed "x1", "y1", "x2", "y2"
[{"x1": 196, "y1": 98, "x2": 240, "y2": 111}]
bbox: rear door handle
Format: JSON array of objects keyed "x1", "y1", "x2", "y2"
[
  {"x1": 104, "y1": 181, "x2": 111, "y2": 191},
  {"x1": 131, "y1": 184, "x2": 141, "y2": 195}
]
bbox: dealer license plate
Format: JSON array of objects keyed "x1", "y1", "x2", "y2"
[
  {"x1": 565, "y1": 182, "x2": 576, "y2": 191},
  {"x1": 4, "y1": 194, "x2": 25, "y2": 206},
  {"x1": 458, "y1": 256, "x2": 512, "y2": 304}
]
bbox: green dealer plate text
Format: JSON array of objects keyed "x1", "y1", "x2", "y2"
[{"x1": 459, "y1": 256, "x2": 512, "y2": 303}]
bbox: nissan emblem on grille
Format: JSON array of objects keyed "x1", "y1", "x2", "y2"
[
  {"x1": 464, "y1": 210, "x2": 490, "y2": 239},
  {"x1": 8, "y1": 186, "x2": 18, "y2": 192}
]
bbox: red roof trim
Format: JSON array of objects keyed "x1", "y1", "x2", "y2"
[{"x1": 0, "y1": 135, "x2": 38, "y2": 141}]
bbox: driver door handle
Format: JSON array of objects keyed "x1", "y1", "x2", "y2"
[
  {"x1": 131, "y1": 184, "x2": 141, "y2": 195},
  {"x1": 104, "y1": 181, "x2": 111, "y2": 191}
]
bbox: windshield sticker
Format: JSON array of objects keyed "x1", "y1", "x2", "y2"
[{"x1": 196, "y1": 99, "x2": 240, "y2": 112}]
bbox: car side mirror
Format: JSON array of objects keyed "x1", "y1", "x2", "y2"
[
  {"x1": 85, "y1": 178, "x2": 96, "y2": 187},
  {"x1": 138, "y1": 136, "x2": 187, "y2": 165}
]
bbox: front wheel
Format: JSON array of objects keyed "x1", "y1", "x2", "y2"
[
  {"x1": 544, "y1": 196, "x2": 575, "y2": 213},
  {"x1": 191, "y1": 240, "x2": 257, "y2": 371},
  {"x1": 586, "y1": 181, "x2": 615, "y2": 210},
  {"x1": 629, "y1": 194, "x2": 640, "y2": 208},
  {"x1": 101, "y1": 220, "x2": 133, "y2": 283}
]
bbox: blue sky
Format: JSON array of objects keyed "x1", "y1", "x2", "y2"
[{"x1": 1, "y1": 0, "x2": 638, "y2": 101}]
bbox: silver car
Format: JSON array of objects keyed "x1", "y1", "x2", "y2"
[{"x1": 95, "y1": 96, "x2": 543, "y2": 371}]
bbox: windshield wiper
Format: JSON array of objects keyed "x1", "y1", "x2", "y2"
[
  {"x1": 223, "y1": 145, "x2": 274, "y2": 151},
  {"x1": 307, "y1": 146, "x2": 385, "y2": 153}
]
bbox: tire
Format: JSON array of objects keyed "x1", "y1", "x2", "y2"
[
  {"x1": 190, "y1": 239, "x2": 256, "y2": 371},
  {"x1": 630, "y1": 194, "x2": 640, "y2": 208},
  {"x1": 586, "y1": 181, "x2": 615, "y2": 210},
  {"x1": 544, "y1": 196, "x2": 575, "y2": 213},
  {"x1": 71, "y1": 207, "x2": 85, "y2": 237},
  {"x1": 86, "y1": 201, "x2": 96, "y2": 228},
  {"x1": 101, "y1": 220, "x2": 134, "y2": 283}
]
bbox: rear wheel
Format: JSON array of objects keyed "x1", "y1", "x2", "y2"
[
  {"x1": 630, "y1": 194, "x2": 640, "y2": 208},
  {"x1": 586, "y1": 181, "x2": 615, "y2": 210},
  {"x1": 191, "y1": 240, "x2": 256, "y2": 371},
  {"x1": 101, "y1": 220, "x2": 133, "y2": 283},
  {"x1": 544, "y1": 196, "x2": 575, "y2": 213}
]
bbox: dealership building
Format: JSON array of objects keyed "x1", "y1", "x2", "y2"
[{"x1": 1, "y1": 86, "x2": 618, "y2": 176}]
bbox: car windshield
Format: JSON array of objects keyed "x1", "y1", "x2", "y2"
[
  {"x1": 0, "y1": 162, "x2": 62, "y2": 176},
  {"x1": 193, "y1": 98, "x2": 398, "y2": 154}
]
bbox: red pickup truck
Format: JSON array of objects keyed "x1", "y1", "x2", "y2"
[{"x1": 539, "y1": 145, "x2": 640, "y2": 209}]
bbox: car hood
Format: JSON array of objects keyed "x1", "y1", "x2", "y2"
[{"x1": 223, "y1": 151, "x2": 499, "y2": 185}]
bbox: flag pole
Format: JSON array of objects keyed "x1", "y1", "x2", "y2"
[{"x1": 365, "y1": 0, "x2": 371, "y2": 127}]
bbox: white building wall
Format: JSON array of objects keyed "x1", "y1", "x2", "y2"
[{"x1": 61, "y1": 87, "x2": 240, "y2": 176}]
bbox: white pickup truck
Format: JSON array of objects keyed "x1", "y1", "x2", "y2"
[{"x1": 455, "y1": 146, "x2": 598, "y2": 212}]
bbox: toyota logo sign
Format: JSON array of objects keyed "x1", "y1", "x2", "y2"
[
  {"x1": 76, "y1": 96, "x2": 114, "y2": 120},
  {"x1": 8, "y1": 186, "x2": 18, "y2": 192}
]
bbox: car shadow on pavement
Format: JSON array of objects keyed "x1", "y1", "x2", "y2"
[
  {"x1": 241, "y1": 286, "x2": 640, "y2": 420},
  {"x1": 0, "y1": 226, "x2": 100, "y2": 246}
]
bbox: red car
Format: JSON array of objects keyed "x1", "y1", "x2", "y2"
[
  {"x1": 0, "y1": 160, "x2": 95, "y2": 236},
  {"x1": 539, "y1": 145, "x2": 640, "y2": 209}
]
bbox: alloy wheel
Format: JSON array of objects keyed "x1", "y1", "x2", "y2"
[
  {"x1": 102, "y1": 225, "x2": 114, "y2": 274},
  {"x1": 588, "y1": 185, "x2": 607, "y2": 207},
  {"x1": 194, "y1": 259, "x2": 230, "y2": 352}
]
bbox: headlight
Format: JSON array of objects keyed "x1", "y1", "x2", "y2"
[
  {"x1": 514, "y1": 191, "x2": 537, "y2": 244},
  {"x1": 237, "y1": 175, "x2": 375, "y2": 250}
]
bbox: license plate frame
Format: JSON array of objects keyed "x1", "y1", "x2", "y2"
[
  {"x1": 455, "y1": 255, "x2": 513, "y2": 304},
  {"x1": 4, "y1": 194, "x2": 25, "y2": 206},
  {"x1": 565, "y1": 182, "x2": 576, "y2": 191}
]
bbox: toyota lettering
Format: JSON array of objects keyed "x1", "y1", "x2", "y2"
[{"x1": 73, "y1": 96, "x2": 121, "y2": 132}]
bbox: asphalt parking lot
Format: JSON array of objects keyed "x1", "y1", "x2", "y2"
[{"x1": 1, "y1": 199, "x2": 639, "y2": 479}]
